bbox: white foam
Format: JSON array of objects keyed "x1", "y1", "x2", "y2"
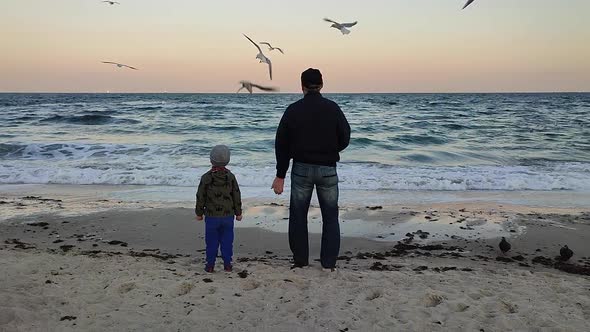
[{"x1": 1, "y1": 161, "x2": 589, "y2": 192}]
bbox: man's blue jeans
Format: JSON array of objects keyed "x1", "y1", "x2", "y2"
[
  {"x1": 289, "y1": 162, "x2": 340, "y2": 268},
  {"x1": 204, "y1": 216, "x2": 234, "y2": 267}
]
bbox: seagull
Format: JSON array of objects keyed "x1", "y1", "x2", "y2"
[
  {"x1": 102, "y1": 1, "x2": 120, "y2": 5},
  {"x1": 260, "y1": 42, "x2": 284, "y2": 54},
  {"x1": 101, "y1": 61, "x2": 138, "y2": 70},
  {"x1": 462, "y1": 0, "x2": 476, "y2": 9},
  {"x1": 243, "y1": 34, "x2": 272, "y2": 80},
  {"x1": 499, "y1": 237, "x2": 511, "y2": 255},
  {"x1": 237, "y1": 81, "x2": 278, "y2": 94},
  {"x1": 559, "y1": 245, "x2": 574, "y2": 261},
  {"x1": 323, "y1": 18, "x2": 358, "y2": 35}
]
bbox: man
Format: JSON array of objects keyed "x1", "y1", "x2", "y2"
[{"x1": 271, "y1": 68, "x2": 351, "y2": 270}]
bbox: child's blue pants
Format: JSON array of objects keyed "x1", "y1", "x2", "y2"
[{"x1": 204, "y1": 216, "x2": 234, "y2": 266}]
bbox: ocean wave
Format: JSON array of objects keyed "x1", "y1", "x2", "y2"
[
  {"x1": 0, "y1": 143, "x2": 163, "y2": 160},
  {"x1": 40, "y1": 114, "x2": 140, "y2": 125},
  {"x1": 392, "y1": 134, "x2": 448, "y2": 145},
  {"x1": 0, "y1": 162, "x2": 588, "y2": 192}
]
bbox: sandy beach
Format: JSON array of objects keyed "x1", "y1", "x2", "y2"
[{"x1": 1, "y1": 187, "x2": 589, "y2": 331}]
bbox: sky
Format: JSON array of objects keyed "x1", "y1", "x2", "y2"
[{"x1": 0, "y1": 0, "x2": 589, "y2": 93}]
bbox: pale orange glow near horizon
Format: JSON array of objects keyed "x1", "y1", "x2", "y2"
[{"x1": 1, "y1": 0, "x2": 589, "y2": 93}]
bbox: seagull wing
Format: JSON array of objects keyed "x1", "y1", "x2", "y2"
[
  {"x1": 124, "y1": 65, "x2": 138, "y2": 70},
  {"x1": 251, "y1": 83, "x2": 277, "y2": 92},
  {"x1": 323, "y1": 18, "x2": 339, "y2": 24},
  {"x1": 341, "y1": 21, "x2": 357, "y2": 28},
  {"x1": 243, "y1": 34, "x2": 262, "y2": 53},
  {"x1": 276, "y1": 48, "x2": 284, "y2": 54},
  {"x1": 267, "y1": 59, "x2": 272, "y2": 80},
  {"x1": 260, "y1": 42, "x2": 272, "y2": 47},
  {"x1": 462, "y1": 0, "x2": 476, "y2": 9}
]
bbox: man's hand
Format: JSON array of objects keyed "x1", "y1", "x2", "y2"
[
  {"x1": 196, "y1": 215, "x2": 204, "y2": 221},
  {"x1": 271, "y1": 177, "x2": 285, "y2": 195},
  {"x1": 236, "y1": 215, "x2": 243, "y2": 221}
]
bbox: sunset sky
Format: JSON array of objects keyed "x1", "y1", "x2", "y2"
[{"x1": 1, "y1": 0, "x2": 589, "y2": 93}]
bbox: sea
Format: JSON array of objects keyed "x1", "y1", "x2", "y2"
[{"x1": 1, "y1": 93, "x2": 589, "y2": 206}]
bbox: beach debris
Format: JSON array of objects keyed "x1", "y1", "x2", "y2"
[
  {"x1": 496, "y1": 256, "x2": 513, "y2": 263},
  {"x1": 413, "y1": 266, "x2": 428, "y2": 272},
  {"x1": 499, "y1": 237, "x2": 511, "y2": 255},
  {"x1": 370, "y1": 262, "x2": 388, "y2": 271},
  {"x1": 324, "y1": 18, "x2": 358, "y2": 35},
  {"x1": 5, "y1": 239, "x2": 36, "y2": 250},
  {"x1": 415, "y1": 230, "x2": 430, "y2": 239},
  {"x1": 510, "y1": 255, "x2": 525, "y2": 261},
  {"x1": 203, "y1": 278, "x2": 213, "y2": 283},
  {"x1": 243, "y1": 34, "x2": 272, "y2": 80},
  {"x1": 237, "y1": 270, "x2": 249, "y2": 278},
  {"x1": 102, "y1": 1, "x2": 120, "y2": 5},
  {"x1": 59, "y1": 245, "x2": 75, "y2": 252},
  {"x1": 366, "y1": 206, "x2": 383, "y2": 210},
  {"x1": 27, "y1": 222, "x2": 49, "y2": 227},
  {"x1": 60, "y1": 316, "x2": 77, "y2": 321},
  {"x1": 532, "y1": 256, "x2": 590, "y2": 276},
  {"x1": 107, "y1": 240, "x2": 128, "y2": 247},
  {"x1": 259, "y1": 42, "x2": 284, "y2": 54},
  {"x1": 560, "y1": 245, "x2": 574, "y2": 261}
]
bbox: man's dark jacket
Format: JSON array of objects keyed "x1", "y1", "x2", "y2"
[{"x1": 275, "y1": 91, "x2": 351, "y2": 178}]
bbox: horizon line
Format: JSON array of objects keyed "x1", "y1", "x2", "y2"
[{"x1": 1, "y1": 91, "x2": 589, "y2": 95}]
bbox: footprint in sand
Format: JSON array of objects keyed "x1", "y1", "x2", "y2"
[
  {"x1": 422, "y1": 293, "x2": 446, "y2": 307},
  {"x1": 174, "y1": 281, "x2": 194, "y2": 296},
  {"x1": 118, "y1": 282, "x2": 136, "y2": 294},
  {"x1": 501, "y1": 300, "x2": 519, "y2": 313},
  {"x1": 455, "y1": 303, "x2": 470, "y2": 312},
  {"x1": 242, "y1": 280, "x2": 261, "y2": 291},
  {"x1": 366, "y1": 290, "x2": 383, "y2": 301}
]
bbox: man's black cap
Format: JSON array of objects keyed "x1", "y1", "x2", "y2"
[{"x1": 301, "y1": 68, "x2": 323, "y2": 89}]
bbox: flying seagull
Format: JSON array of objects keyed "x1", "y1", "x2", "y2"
[
  {"x1": 101, "y1": 61, "x2": 138, "y2": 70},
  {"x1": 243, "y1": 34, "x2": 272, "y2": 80},
  {"x1": 102, "y1": 1, "x2": 120, "y2": 5},
  {"x1": 237, "y1": 81, "x2": 278, "y2": 94},
  {"x1": 462, "y1": 0, "x2": 476, "y2": 9},
  {"x1": 560, "y1": 245, "x2": 574, "y2": 261},
  {"x1": 499, "y1": 237, "x2": 511, "y2": 255},
  {"x1": 260, "y1": 42, "x2": 284, "y2": 54},
  {"x1": 323, "y1": 18, "x2": 358, "y2": 35}
]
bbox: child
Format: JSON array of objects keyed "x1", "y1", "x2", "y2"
[{"x1": 195, "y1": 145, "x2": 242, "y2": 273}]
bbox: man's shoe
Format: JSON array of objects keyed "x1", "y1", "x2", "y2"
[
  {"x1": 205, "y1": 265, "x2": 215, "y2": 273},
  {"x1": 322, "y1": 267, "x2": 337, "y2": 272},
  {"x1": 290, "y1": 262, "x2": 309, "y2": 270},
  {"x1": 224, "y1": 264, "x2": 233, "y2": 272}
]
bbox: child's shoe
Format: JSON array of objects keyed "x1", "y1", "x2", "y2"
[
  {"x1": 224, "y1": 264, "x2": 233, "y2": 272},
  {"x1": 205, "y1": 265, "x2": 215, "y2": 273}
]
